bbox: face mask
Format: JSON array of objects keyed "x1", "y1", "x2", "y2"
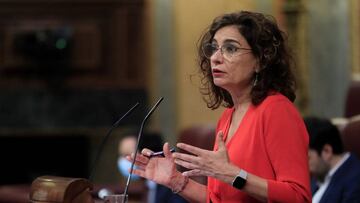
[{"x1": 117, "y1": 157, "x2": 140, "y2": 180}]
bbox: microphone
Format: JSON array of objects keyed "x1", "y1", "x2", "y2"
[
  {"x1": 123, "y1": 97, "x2": 164, "y2": 202},
  {"x1": 89, "y1": 102, "x2": 140, "y2": 181}
]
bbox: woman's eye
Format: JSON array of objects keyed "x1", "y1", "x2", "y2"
[{"x1": 224, "y1": 45, "x2": 239, "y2": 53}]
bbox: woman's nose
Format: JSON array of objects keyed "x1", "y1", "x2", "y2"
[{"x1": 211, "y1": 49, "x2": 224, "y2": 64}]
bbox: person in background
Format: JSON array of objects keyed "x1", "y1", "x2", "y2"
[
  {"x1": 118, "y1": 133, "x2": 188, "y2": 203},
  {"x1": 304, "y1": 117, "x2": 360, "y2": 203},
  {"x1": 117, "y1": 134, "x2": 141, "y2": 181},
  {"x1": 128, "y1": 10, "x2": 311, "y2": 202},
  {"x1": 98, "y1": 134, "x2": 141, "y2": 199}
]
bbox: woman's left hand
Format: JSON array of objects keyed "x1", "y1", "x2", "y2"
[{"x1": 173, "y1": 131, "x2": 239, "y2": 184}]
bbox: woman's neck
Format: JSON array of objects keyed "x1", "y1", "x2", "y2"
[{"x1": 229, "y1": 86, "x2": 252, "y2": 110}]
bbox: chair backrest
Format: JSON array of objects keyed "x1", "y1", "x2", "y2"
[
  {"x1": 345, "y1": 80, "x2": 360, "y2": 118},
  {"x1": 177, "y1": 125, "x2": 216, "y2": 185},
  {"x1": 341, "y1": 116, "x2": 360, "y2": 158},
  {"x1": 178, "y1": 125, "x2": 216, "y2": 151}
]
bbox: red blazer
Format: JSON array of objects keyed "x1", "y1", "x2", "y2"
[{"x1": 207, "y1": 93, "x2": 311, "y2": 203}]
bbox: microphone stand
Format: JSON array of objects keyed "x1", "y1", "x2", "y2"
[
  {"x1": 123, "y1": 97, "x2": 163, "y2": 203},
  {"x1": 89, "y1": 102, "x2": 140, "y2": 182}
]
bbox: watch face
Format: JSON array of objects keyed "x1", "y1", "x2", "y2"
[{"x1": 232, "y1": 176, "x2": 246, "y2": 190}]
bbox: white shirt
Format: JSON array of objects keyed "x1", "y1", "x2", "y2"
[{"x1": 312, "y1": 152, "x2": 350, "y2": 203}]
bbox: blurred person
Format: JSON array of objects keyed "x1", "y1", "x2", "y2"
[
  {"x1": 304, "y1": 117, "x2": 360, "y2": 203},
  {"x1": 117, "y1": 134, "x2": 141, "y2": 180},
  {"x1": 119, "y1": 133, "x2": 187, "y2": 203},
  {"x1": 96, "y1": 134, "x2": 140, "y2": 200},
  {"x1": 128, "y1": 11, "x2": 311, "y2": 202}
]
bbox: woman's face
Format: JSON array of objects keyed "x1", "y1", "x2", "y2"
[{"x1": 210, "y1": 25, "x2": 257, "y2": 93}]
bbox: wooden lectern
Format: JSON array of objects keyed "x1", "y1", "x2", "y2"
[{"x1": 30, "y1": 176, "x2": 94, "y2": 203}]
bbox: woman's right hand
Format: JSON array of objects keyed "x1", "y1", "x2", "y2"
[{"x1": 126, "y1": 142, "x2": 182, "y2": 188}]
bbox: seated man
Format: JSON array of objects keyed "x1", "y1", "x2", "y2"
[{"x1": 304, "y1": 117, "x2": 360, "y2": 203}]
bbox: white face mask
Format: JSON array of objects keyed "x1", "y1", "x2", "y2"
[{"x1": 117, "y1": 157, "x2": 140, "y2": 180}]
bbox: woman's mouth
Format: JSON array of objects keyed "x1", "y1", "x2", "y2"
[{"x1": 212, "y1": 68, "x2": 225, "y2": 77}]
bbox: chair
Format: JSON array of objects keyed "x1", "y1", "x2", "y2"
[
  {"x1": 177, "y1": 125, "x2": 216, "y2": 185},
  {"x1": 341, "y1": 116, "x2": 360, "y2": 158},
  {"x1": 344, "y1": 80, "x2": 360, "y2": 118}
]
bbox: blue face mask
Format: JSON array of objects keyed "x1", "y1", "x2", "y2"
[{"x1": 117, "y1": 157, "x2": 140, "y2": 180}]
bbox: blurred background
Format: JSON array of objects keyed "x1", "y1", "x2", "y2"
[{"x1": 0, "y1": 0, "x2": 359, "y2": 201}]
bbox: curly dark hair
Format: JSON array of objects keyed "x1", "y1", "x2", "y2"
[{"x1": 197, "y1": 10, "x2": 296, "y2": 109}]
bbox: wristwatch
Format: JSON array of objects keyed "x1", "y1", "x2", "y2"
[{"x1": 232, "y1": 169, "x2": 248, "y2": 190}]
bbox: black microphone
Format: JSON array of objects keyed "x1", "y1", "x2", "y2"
[
  {"x1": 123, "y1": 97, "x2": 164, "y2": 202},
  {"x1": 89, "y1": 102, "x2": 140, "y2": 181}
]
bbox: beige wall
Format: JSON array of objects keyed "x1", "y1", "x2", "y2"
[{"x1": 351, "y1": 0, "x2": 360, "y2": 76}]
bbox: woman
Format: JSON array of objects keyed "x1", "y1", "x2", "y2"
[{"x1": 128, "y1": 11, "x2": 311, "y2": 203}]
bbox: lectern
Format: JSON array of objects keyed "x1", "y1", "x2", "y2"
[{"x1": 30, "y1": 176, "x2": 94, "y2": 203}]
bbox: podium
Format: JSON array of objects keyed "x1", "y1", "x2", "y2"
[{"x1": 30, "y1": 176, "x2": 94, "y2": 203}]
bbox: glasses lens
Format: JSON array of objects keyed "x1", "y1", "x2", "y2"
[
  {"x1": 203, "y1": 43, "x2": 217, "y2": 58},
  {"x1": 222, "y1": 44, "x2": 239, "y2": 58}
]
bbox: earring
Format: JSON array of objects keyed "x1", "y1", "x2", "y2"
[{"x1": 253, "y1": 72, "x2": 259, "y2": 86}]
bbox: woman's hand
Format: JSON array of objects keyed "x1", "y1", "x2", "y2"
[
  {"x1": 126, "y1": 142, "x2": 183, "y2": 188},
  {"x1": 173, "y1": 131, "x2": 239, "y2": 184}
]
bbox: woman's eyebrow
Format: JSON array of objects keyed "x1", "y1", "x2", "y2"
[
  {"x1": 223, "y1": 39, "x2": 242, "y2": 46},
  {"x1": 211, "y1": 38, "x2": 244, "y2": 47}
]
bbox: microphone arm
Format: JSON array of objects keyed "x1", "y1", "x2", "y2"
[
  {"x1": 89, "y1": 102, "x2": 140, "y2": 181},
  {"x1": 123, "y1": 97, "x2": 164, "y2": 201}
]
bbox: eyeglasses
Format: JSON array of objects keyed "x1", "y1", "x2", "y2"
[{"x1": 202, "y1": 43, "x2": 252, "y2": 60}]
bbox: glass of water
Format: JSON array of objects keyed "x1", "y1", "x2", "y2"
[{"x1": 103, "y1": 194, "x2": 128, "y2": 203}]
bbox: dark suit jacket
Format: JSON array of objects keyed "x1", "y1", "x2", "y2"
[
  {"x1": 155, "y1": 184, "x2": 188, "y2": 203},
  {"x1": 318, "y1": 154, "x2": 360, "y2": 203}
]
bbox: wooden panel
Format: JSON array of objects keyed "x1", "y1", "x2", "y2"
[
  {"x1": 0, "y1": 0, "x2": 145, "y2": 88},
  {"x1": 2, "y1": 21, "x2": 102, "y2": 70}
]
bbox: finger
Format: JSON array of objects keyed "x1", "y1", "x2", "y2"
[
  {"x1": 135, "y1": 164, "x2": 146, "y2": 171},
  {"x1": 182, "y1": 169, "x2": 201, "y2": 177},
  {"x1": 216, "y1": 131, "x2": 226, "y2": 150},
  {"x1": 127, "y1": 153, "x2": 149, "y2": 165},
  {"x1": 141, "y1": 148, "x2": 154, "y2": 157},
  {"x1": 163, "y1": 142, "x2": 173, "y2": 158},
  {"x1": 125, "y1": 155, "x2": 147, "y2": 168},
  {"x1": 131, "y1": 168, "x2": 146, "y2": 178},
  {"x1": 183, "y1": 169, "x2": 214, "y2": 177},
  {"x1": 174, "y1": 158, "x2": 199, "y2": 170},
  {"x1": 173, "y1": 152, "x2": 200, "y2": 164},
  {"x1": 132, "y1": 153, "x2": 150, "y2": 165},
  {"x1": 176, "y1": 143, "x2": 207, "y2": 156}
]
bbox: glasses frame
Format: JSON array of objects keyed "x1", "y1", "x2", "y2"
[{"x1": 202, "y1": 43, "x2": 252, "y2": 60}]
